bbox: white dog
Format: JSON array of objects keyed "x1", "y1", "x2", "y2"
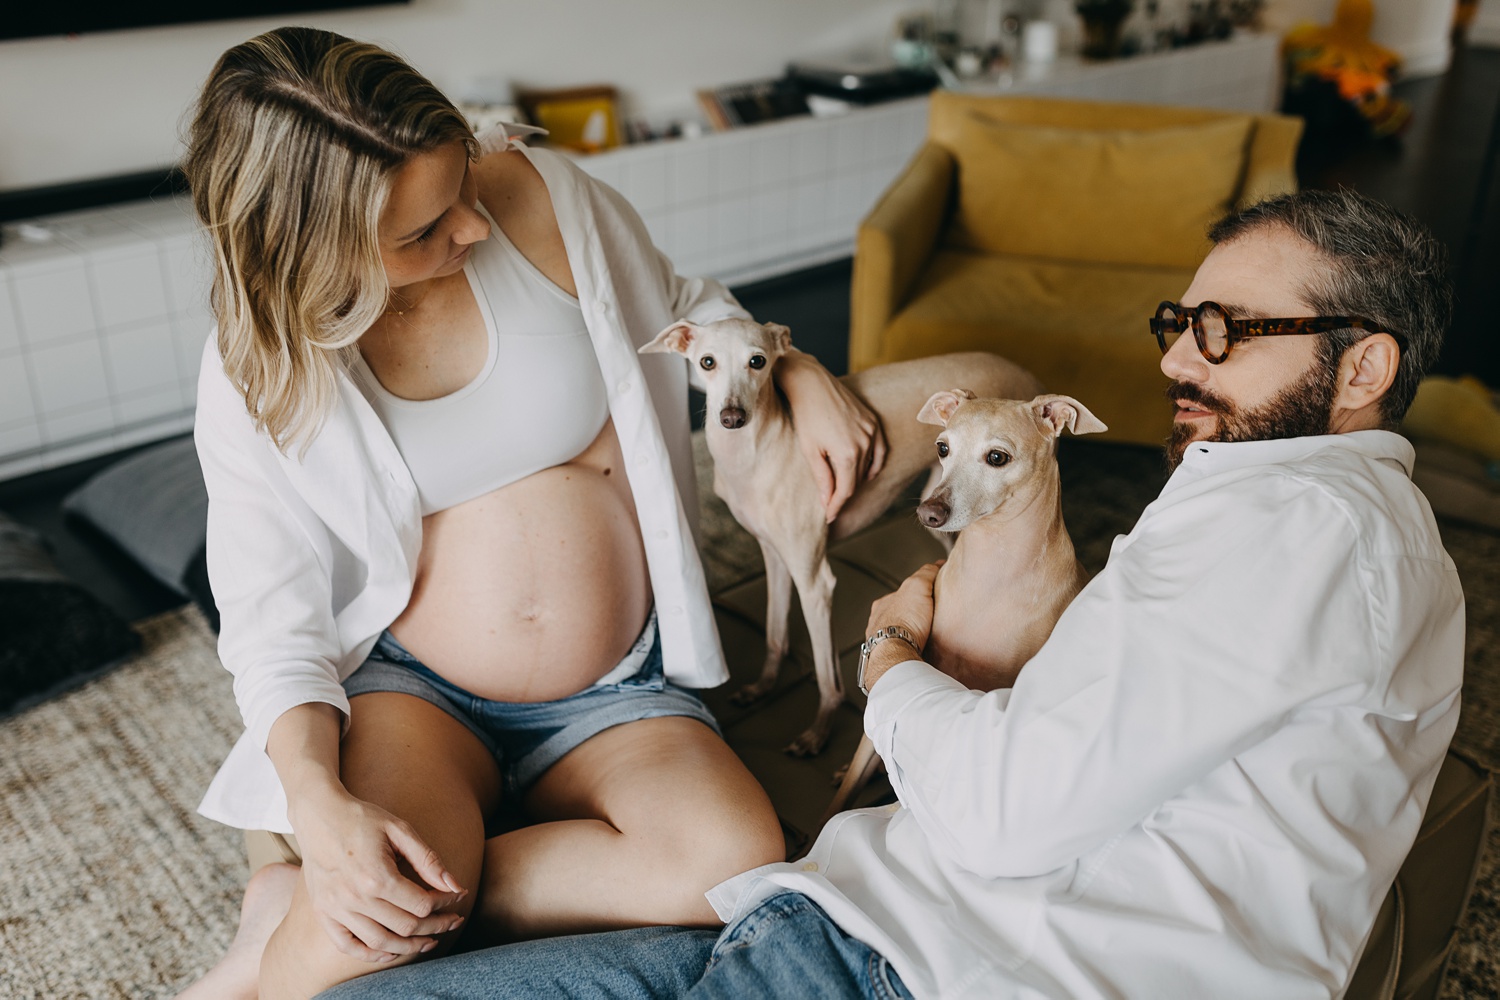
[{"x1": 641, "y1": 318, "x2": 1042, "y2": 756}]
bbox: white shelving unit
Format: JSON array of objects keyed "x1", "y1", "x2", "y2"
[{"x1": 0, "y1": 33, "x2": 1280, "y2": 480}]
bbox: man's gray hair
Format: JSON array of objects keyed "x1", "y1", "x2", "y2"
[{"x1": 1208, "y1": 189, "x2": 1451, "y2": 425}]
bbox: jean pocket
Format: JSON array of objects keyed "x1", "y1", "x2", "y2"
[{"x1": 869, "y1": 954, "x2": 911, "y2": 1000}]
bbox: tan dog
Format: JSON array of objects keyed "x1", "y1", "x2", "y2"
[
  {"x1": 824, "y1": 391, "x2": 1106, "y2": 819},
  {"x1": 640, "y1": 319, "x2": 1042, "y2": 756}
]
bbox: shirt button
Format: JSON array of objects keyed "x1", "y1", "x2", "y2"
[
  {"x1": 617, "y1": 379, "x2": 632, "y2": 394},
  {"x1": 801, "y1": 861, "x2": 819, "y2": 872},
  {"x1": 669, "y1": 605, "x2": 684, "y2": 616},
  {"x1": 655, "y1": 529, "x2": 669, "y2": 540},
  {"x1": 599, "y1": 301, "x2": 613, "y2": 316},
  {"x1": 635, "y1": 451, "x2": 651, "y2": 465}
]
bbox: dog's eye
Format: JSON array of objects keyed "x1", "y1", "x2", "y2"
[
  {"x1": 936, "y1": 441, "x2": 949, "y2": 458},
  {"x1": 987, "y1": 450, "x2": 1010, "y2": 468},
  {"x1": 748, "y1": 354, "x2": 766, "y2": 370},
  {"x1": 700, "y1": 356, "x2": 716, "y2": 370}
]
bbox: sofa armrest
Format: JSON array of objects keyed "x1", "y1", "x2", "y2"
[{"x1": 850, "y1": 143, "x2": 956, "y2": 372}]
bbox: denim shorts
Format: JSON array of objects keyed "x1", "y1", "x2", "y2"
[{"x1": 342, "y1": 610, "x2": 721, "y2": 800}]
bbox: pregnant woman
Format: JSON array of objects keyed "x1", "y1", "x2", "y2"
[{"x1": 178, "y1": 27, "x2": 884, "y2": 999}]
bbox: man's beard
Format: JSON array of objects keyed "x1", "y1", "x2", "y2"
[{"x1": 1165, "y1": 360, "x2": 1338, "y2": 471}]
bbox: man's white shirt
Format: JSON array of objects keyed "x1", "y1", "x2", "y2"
[{"x1": 709, "y1": 430, "x2": 1464, "y2": 1000}]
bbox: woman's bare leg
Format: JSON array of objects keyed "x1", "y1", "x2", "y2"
[
  {"x1": 258, "y1": 693, "x2": 501, "y2": 1000},
  {"x1": 175, "y1": 862, "x2": 299, "y2": 1000},
  {"x1": 472, "y1": 716, "x2": 785, "y2": 943}
]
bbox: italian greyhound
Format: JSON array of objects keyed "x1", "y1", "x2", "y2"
[
  {"x1": 640, "y1": 318, "x2": 1043, "y2": 756},
  {"x1": 823, "y1": 390, "x2": 1107, "y2": 820}
]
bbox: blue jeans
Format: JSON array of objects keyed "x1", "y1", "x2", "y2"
[{"x1": 315, "y1": 891, "x2": 914, "y2": 1000}]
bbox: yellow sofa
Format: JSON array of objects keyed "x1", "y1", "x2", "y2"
[{"x1": 850, "y1": 92, "x2": 1304, "y2": 446}]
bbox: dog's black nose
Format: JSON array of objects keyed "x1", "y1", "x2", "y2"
[
  {"x1": 917, "y1": 501, "x2": 949, "y2": 528},
  {"x1": 720, "y1": 407, "x2": 746, "y2": 429}
]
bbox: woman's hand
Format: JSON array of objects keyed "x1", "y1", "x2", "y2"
[
  {"x1": 775, "y1": 349, "x2": 888, "y2": 523},
  {"x1": 289, "y1": 785, "x2": 468, "y2": 963},
  {"x1": 862, "y1": 561, "x2": 943, "y2": 692}
]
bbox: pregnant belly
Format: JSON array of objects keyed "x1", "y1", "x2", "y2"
[{"x1": 388, "y1": 449, "x2": 653, "y2": 702}]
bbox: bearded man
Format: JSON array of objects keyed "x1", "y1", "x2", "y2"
[{"x1": 322, "y1": 189, "x2": 1462, "y2": 1000}]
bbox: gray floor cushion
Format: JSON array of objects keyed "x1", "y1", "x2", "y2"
[{"x1": 62, "y1": 436, "x2": 218, "y2": 628}]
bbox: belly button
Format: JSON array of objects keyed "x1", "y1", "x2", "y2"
[{"x1": 604, "y1": 467, "x2": 612, "y2": 476}]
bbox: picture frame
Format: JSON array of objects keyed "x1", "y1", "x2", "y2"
[{"x1": 515, "y1": 85, "x2": 623, "y2": 153}]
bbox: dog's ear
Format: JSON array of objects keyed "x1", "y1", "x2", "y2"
[
  {"x1": 1031, "y1": 394, "x2": 1108, "y2": 438},
  {"x1": 761, "y1": 322, "x2": 792, "y2": 354},
  {"x1": 639, "y1": 321, "x2": 699, "y2": 355},
  {"x1": 917, "y1": 389, "x2": 976, "y2": 426}
]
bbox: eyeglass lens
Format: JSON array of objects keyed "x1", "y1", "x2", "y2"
[
  {"x1": 1159, "y1": 303, "x2": 1230, "y2": 360},
  {"x1": 1197, "y1": 304, "x2": 1229, "y2": 359}
]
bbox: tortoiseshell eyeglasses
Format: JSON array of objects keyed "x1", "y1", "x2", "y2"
[{"x1": 1149, "y1": 300, "x2": 1405, "y2": 365}]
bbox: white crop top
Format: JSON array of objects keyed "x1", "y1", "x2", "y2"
[{"x1": 352, "y1": 205, "x2": 610, "y2": 516}]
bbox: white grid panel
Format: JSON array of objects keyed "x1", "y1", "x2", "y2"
[
  {"x1": 0, "y1": 34, "x2": 1278, "y2": 480},
  {"x1": 575, "y1": 97, "x2": 929, "y2": 285},
  {"x1": 0, "y1": 197, "x2": 209, "y2": 481}
]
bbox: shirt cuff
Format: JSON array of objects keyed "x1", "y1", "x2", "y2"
[{"x1": 864, "y1": 659, "x2": 984, "y2": 781}]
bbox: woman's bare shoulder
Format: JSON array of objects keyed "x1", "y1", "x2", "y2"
[
  {"x1": 475, "y1": 148, "x2": 552, "y2": 223},
  {"x1": 475, "y1": 146, "x2": 541, "y2": 197}
]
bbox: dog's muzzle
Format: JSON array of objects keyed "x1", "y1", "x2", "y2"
[
  {"x1": 916, "y1": 497, "x2": 950, "y2": 528},
  {"x1": 719, "y1": 406, "x2": 747, "y2": 429}
]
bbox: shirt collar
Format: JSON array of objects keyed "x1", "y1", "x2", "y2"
[{"x1": 1168, "y1": 429, "x2": 1414, "y2": 486}]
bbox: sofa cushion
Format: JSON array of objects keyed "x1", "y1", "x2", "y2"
[
  {"x1": 946, "y1": 113, "x2": 1254, "y2": 269},
  {"x1": 883, "y1": 249, "x2": 1193, "y2": 444}
]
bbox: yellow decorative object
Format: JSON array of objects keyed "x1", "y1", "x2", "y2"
[
  {"x1": 1402, "y1": 376, "x2": 1500, "y2": 464},
  {"x1": 1283, "y1": 0, "x2": 1410, "y2": 136},
  {"x1": 849, "y1": 92, "x2": 1302, "y2": 446}
]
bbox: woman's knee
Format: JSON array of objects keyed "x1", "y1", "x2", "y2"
[{"x1": 654, "y1": 799, "x2": 786, "y2": 902}]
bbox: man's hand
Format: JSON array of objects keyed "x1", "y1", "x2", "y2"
[
  {"x1": 774, "y1": 348, "x2": 889, "y2": 523},
  {"x1": 863, "y1": 561, "x2": 942, "y2": 692}
]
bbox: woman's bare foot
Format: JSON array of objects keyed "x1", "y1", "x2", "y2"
[{"x1": 176, "y1": 862, "x2": 300, "y2": 1000}]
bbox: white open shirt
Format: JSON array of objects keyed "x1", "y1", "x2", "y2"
[
  {"x1": 194, "y1": 140, "x2": 747, "y2": 833},
  {"x1": 709, "y1": 430, "x2": 1464, "y2": 1000}
]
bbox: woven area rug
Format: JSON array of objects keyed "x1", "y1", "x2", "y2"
[{"x1": 1, "y1": 438, "x2": 1498, "y2": 998}]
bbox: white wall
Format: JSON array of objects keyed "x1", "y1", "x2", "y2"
[
  {"x1": 1471, "y1": 0, "x2": 1500, "y2": 47},
  {"x1": 0, "y1": 0, "x2": 917, "y2": 193},
  {"x1": 1262, "y1": 0, "x2": 1457, "y2": 77}
]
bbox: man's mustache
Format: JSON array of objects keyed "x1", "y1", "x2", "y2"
[{"x1": 1166, "y1": 382, "x2": 1231, "y2": 413}]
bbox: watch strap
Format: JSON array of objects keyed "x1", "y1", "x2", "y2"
[{"x1": 857, "y1": 625, "x2": 918, "y2": 696}]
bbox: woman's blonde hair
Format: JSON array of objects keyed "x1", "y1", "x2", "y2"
[{"x1": 184, "y1": 26, "x2": 476, "y2": 453}]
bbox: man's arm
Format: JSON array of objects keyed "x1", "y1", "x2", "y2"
[{"x1": 862, "y1": 479, "x2": 1390, "y2": 879}]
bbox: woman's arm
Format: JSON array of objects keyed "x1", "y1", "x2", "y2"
[
  {"x1": 267, "y1": 704, "x2": 465, "y2": 962},
  {"x1": 773, "y1": 349, "x2": 888, "y2": 522},
  {"x1": 580, "y1": 155, "x2": 888, "y2": 519},
  {"x1": 195, "y1": 347, "x2": 463, "y2": 960}
]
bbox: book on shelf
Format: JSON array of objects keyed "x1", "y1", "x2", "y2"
[{"x1": 697, "y1": 77, "x2": 811, "y2": 131}]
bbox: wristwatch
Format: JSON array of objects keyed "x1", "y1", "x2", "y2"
[{"x1": 857, "y1": 625, "x2": 919, "y2": 696}]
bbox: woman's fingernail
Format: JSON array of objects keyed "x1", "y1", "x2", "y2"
[{"x1": 421, "y1": 941, "x2": 436, "y2": 953}]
